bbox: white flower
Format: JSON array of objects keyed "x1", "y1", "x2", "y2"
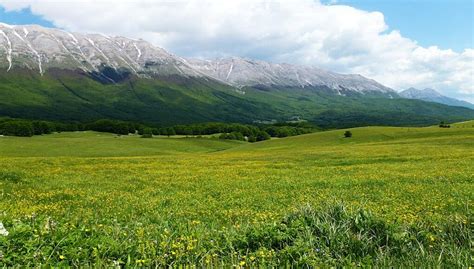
[
  {"x1": 112, "y1": 260, "x2": 120, "y2": 268},
  {"x1": 0, "y1": 222, "x2": 8, "y2": 236}
]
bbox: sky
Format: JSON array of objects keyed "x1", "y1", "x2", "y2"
[
  {"x1": 330, "y1": 0, "x2": 473, "y2": 52},
  {"x1": 0, "y1": 0, "x2": 473, "y2": 102}
]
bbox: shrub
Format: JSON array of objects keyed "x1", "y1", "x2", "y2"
[
  {"x1": 256, "y1": 130, "x2": 271, "y2": 141},
  {"x1": 439, "y1": 122, "x2": 450, "y2": 128},
  {"x1": 0, "y1": 121, "x2": 34, "y2": 137},
  {"x1": 248, "y1": 135, "x2": 257, "y2": 143},
  {"x1": 344, "y1": 130, "x2": 352, "y2": 138},
  {"x1": 32, "y1": 121, "x2": 54, "y2": 135},
  {"x1": 141, "y1": 128, "x2": 153, "y2": 138},
  {"x1": 219, "y1": 132, "x2": 245, "y2": 141},
  {"x1": 87, "y1": 119, "x2": 133, "y2": 135},
  {"x1": 160, "y1": 127, "x2": 176, "y2": 137},
  {"x1": 0, "y1": 171, "x2": 23, "y2": 183}
]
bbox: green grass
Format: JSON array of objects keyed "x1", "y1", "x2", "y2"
[
  {"x1": 0, "y1": 131, "x2": 242, "y2": 157},
  {"x1": 0, "y1": 125, "x2": 472, "y2": 266},
  {"x1": 451, "y1": 120, "x2": 474, "y2": 128}
]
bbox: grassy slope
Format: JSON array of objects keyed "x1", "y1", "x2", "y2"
[
  {"x1": 243, "y1": 86, "x2": 474, "y2": 127},
  {"x1": 451, "y1": 120, "x2": 474, "y2": 128},
  {"x1": 0, "y1": 69, "x2": 473, "y2": 127},
  {"x1": 232, "y1": 125, "x2": 474, "y2": 151},
  {"x1": 0, "y1": 69, "x2": 275, "y2": 124},
  {"x1": 0, "y1": 131, "x2": 242, "y2": 157},
  {"x1": 0, "y1": 126, "x2": 472, "y2": 266}
]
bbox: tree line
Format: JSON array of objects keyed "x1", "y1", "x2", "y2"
[
  {"x1": 0, "y1": 118, "x2": 139, "y2": 137},
  {"x1": 0, "y1": 118, "x2": 316, "y2": 142}
]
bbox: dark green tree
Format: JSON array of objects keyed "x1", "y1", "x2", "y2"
[
  {"x1": 0, "y1": 121, "x2": 34, "y2": 137},
  {"x1": 344, "y1": 130, "x2": 352, "y2": 138},
  {"x1": 141, "y1": 128, "x2": 153, "y2": 138},
  {"x1": 248, "y1": 135, "x2": 257, "y2": 143},
  {"x1": 256, "y1": 131, "x2": 271, "y2": 141}
]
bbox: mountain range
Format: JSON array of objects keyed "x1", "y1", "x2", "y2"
[
  {"x1": 1, "y1": 23, "x2": 473, "y2": 127},
  {"x1": 399, "y1": 88, "x2": 474, "y2": 110}
]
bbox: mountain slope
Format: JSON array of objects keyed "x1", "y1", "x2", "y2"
[
  {"x1": 1, "y1": 23, "x2": 395, "y2": 96},
  {"x1": 400, "y1": 88, "x2": 474, "y2": 109},
  {"x1": 0, "y1": 68, "x2": 279, "y2": 125},
  {"x1": 1, "y1": 23, "x2": 473, "y2": 127},
  {"x1": 0, "y1": 23, "x2": 201, "y2": 79},
  {"x1": 1, "y1": 67, "x2": 472, "y2": 127},
  {"x1": 187, "y1": 57, "x2": 397, "y2": 97}
]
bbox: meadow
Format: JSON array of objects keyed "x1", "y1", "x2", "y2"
[{"x1": 0, "y1": 122, "x2": 472, "y2": 267}]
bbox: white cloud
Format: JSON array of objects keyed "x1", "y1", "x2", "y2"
[{"x1": 0, "y1": 0, "x2": 473, "y2": 101}]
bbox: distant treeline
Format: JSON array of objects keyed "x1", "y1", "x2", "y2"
[
  {"x1": 142, "y1": 122, "x2": 314, "y2": 142},
  {"x1": 0, "y1": 118, "x2": 142, "y2": 137},
  {"x1": 0, "y1": 119, "x2": 78, "y2": 137},
  {"x1": 0, "y1": 118, "x2": 316, "y2": 141}
]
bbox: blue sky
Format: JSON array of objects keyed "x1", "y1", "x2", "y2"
[
  {"x1": 0, "y1": 6, "x2": 54, "y2": 27},
  {"x1": 330, "y1": 0, "x2": 473, "y2": 52}
]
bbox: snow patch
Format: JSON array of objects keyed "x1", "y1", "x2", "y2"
[
  {"x1": 0, "y1": 30, "x2": 12, "y2": 71},
  {"x1": 12, "y1": 30, "x2": 24, "y2": 41},
  {"x1": 174, "y1": 64, "x2": 185, "y2": 75},
  {"x1": 133, "y1": 43, "x2": 142, "y2": 61},
  {"x1": 13, "y1": 29, "x2": 43, "y2": 75},
  {"x1": 87, "y1": 37, "x2": 112, "y2": 66},
  {"x1": 106, "y1": 37, "x2": 139, "y2": 72},
  {"x1": 226, "y1": 63, "x2": 233, "y2": 79},
  {"x1": 65, "y1": 32, "x2": 97, "y2": 71},
  {"x1": 0, "y1": 23, "x2": 13, "y2": 29},
  {"x1": 67, "y1": 32, "x2": 78, "y2": 43},
  {"x1": 50, "y1": 33, "x2": 89, "y2": 71},
  {"x1": 294, "y1": 70, "x2": 304, "y2": 88},
  {"x1": 117, "y1": 54, "x2": 137, "y2": 73}
]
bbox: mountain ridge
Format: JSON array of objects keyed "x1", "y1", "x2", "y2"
[
  {"x1": 186, "y1": 57, "x2": 397, "y2": 96},
  {"x1": 400, "y1": 88, "x2": 474, "y2": 109},
  {"x1": 0, "y1": 23, "x2": 203, "y2": 79},
  {"x1": 1, "y1": 23, "x2": 395, "y2": 96},
  {"x1": 1, "y1": 23, "x2": 473, "y2": 127}
]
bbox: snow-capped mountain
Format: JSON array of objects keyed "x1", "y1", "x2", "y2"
[
  {"x1": 1, "y1": 23, "x2": 473, "y2": 127},
  {"x1": 0, "y1": 23, "x2": 201, "y2": 79},
  {"x1": 187, "y1": 57, "x2": 396, "y2": 95},
  {"x1": 400, "y1": 88, "x2": 474, "y2": 109},
  {"x1": 1, "y1": 23, "x2": 397, "y2": 95}
]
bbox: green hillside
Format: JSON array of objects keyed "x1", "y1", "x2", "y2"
[
  {"x1": 0, "y1": 125, "x2": 472, "y2": 266},
  {"x1": 0, "y1": 69, "x2": 275, "y2": 124},
  {"x1": 243, "y1": 86, "x2": 474, "y2": 127},
  {"x1": 0, "y1": 69, "x2": 473, "y2": 127},
  {"x1": 451, "y1": 120, "x2": 474, "y2": 128}
]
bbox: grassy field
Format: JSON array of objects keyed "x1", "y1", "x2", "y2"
[
  {"x1": 0, "y1": 124, "x2": 472, "y2": 267},
  {"x1": 0, "y1": 132, "x2": 241, "y2": 157}
]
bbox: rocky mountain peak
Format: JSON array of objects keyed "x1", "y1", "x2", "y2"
[{"x1": 1, "y1": 23, "x2": 396, "y2": 95}]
